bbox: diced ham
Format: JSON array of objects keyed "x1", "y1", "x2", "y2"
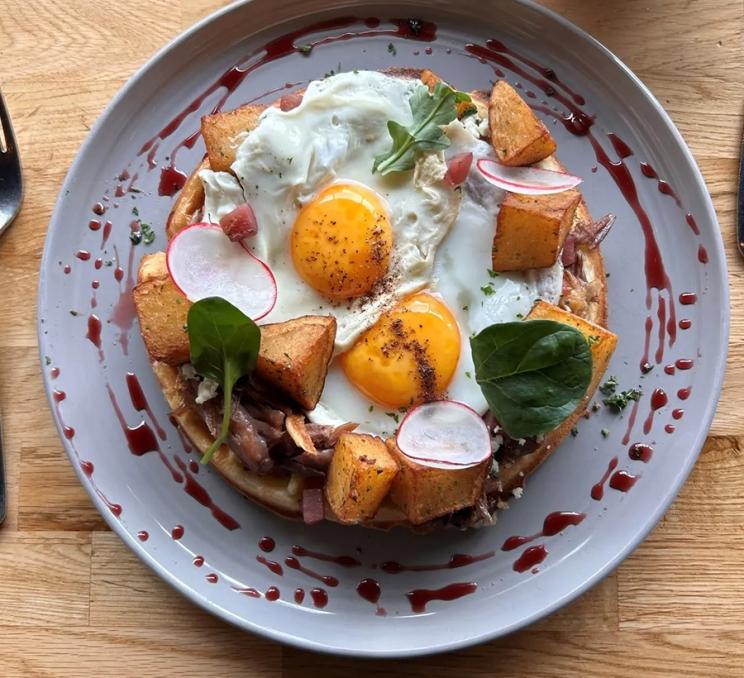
[
  {"x1": 302, "y1": 488, "x2": 325, "y2": 524},
  {"x1": 279, "y1": 92, "x2": 303, "y2": 112},
  {"x1": 219, "y1": 203, "x2": 258, "y2": 241},
  {"x1": 444, "y1": 152, "x2": 473, "y2": 187}
]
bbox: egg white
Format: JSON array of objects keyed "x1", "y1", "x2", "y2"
[
  {"x1": 199, "y1": 71, "x2": 563, "y2": 436},
  {"x1": 200, "y1": 70, "x2": 459, "y2": 353}
]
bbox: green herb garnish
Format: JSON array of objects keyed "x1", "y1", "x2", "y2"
[
  {"x1": 470, "y1": 320, "x2": 593, "y2": 438},
  {"x1": 187, "y1": 298, "x2": 261, "y2": 464},
  {"x1": 140, "y1": 223, "x2": 155, "y2": 245},
  {"x1": 603, "y1": 388, "x2": 642, "y2": 413},
  {"x1": 372, "y1": 82, "x2": 471, "y2": 175},
  {"x1": 298, "y1": 44, "x2": 313, "y2": 55},
  {"x1": 599, "y1": 376, "x2": 618, "y2": 396},
  {"x1": 481, "y1": 284, "x2": 495, "y2": 296},
  {"x1": 387, "y1": 42, "x2": 397, "y2": 56}
]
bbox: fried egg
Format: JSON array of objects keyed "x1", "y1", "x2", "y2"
[
  {"x1": 200, "y1": 71, "x2": 562, "y2": 437},
  {"x1": 201, "y1": 70, "x2": 459, "y2": 351}
]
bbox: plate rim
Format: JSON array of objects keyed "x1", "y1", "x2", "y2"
[{"x1": 37, "y1": 0, "x2": 730, "y2": 657}]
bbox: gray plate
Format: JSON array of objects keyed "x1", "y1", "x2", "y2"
[{"x1": 38, "y1": 0, "x2": 728, "y2": 657}]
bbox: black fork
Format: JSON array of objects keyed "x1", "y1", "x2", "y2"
[{"x1": 0, "y1": 90, "x2": 23, "y2": 524}]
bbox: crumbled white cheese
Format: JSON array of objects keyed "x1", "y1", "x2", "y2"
[
  {"x1": 195, "y1": 378, "x2": 220, "y2": 404},
  {"x1": 461, "y1": 114, "x2": 489, "y2": 140},
  {"x1": 491, "y1": 434, "x2": 504, "y2": 451},
  {"x1": 497, "y1": 499, "x2": 510, "y2": 511},
  {"x1": 180, "y1": 363, "x2": 197, "y2": 380},
  {"x1": 517, "y1": 438, "x2": 527, "y2": 446},
  {"x1": 512, "y1": 487, "x2": 524, "y2": 499}
]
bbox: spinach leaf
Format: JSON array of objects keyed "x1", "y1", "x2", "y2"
[
  {"x1": 187, "y1": 297, "x2": 261, "y2": 464},
  {"x1": 372, "y1": 82, "x2": 471, "y2": 175},
  {"x1": 470, "y1": 320, "x2": 593, "y2": 439}
]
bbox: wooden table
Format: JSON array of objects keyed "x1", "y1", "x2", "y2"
[{"x1": 1, "y1": 1, "x2": 742, "y2": 674}]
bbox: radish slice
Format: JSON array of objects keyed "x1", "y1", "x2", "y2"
[
  {"x1": 396, "y1": 400, "x2": 491, "y2": 470},
  {"x1": 476, "y1": 158, "x2": 582, "y2": 195},
  {"x1": 166, "y1": 223, "x2": 277, "y2": 320},
  {"x1": 444, "y1": 152, "x2": 473, "y2": 187}
]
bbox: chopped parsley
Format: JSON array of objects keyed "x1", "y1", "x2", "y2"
[
  {"x1": 298, "y1": 44, "x2": 313, "y2": 55},
  {"x1": 487, "y1": 268, "x2": 499, "y2": 278},
  {"x1": 570, "y1": 427, "x2": 579, "y2": 437},
  {"x1": 408, "y1": 19, "x2": 423, "y2": 35},
  {"x1": 131, "y1": 206, "x2": 139, "y2": 216},
  {"x1": 385, "y1": 411, "x2": 400, "y2": 423},
  {"x1": 465, "y1": 371, "x2": 472, "y2": 380},
  {"x1": 387, "y1": 42, "x2": 397, "y2": 56},
  {"x1": 140, "y1": 223, "x2": 156, "y2": 245},
  {"x1": 129, "y1": 229, "x2": 142, "y2": 245},
  {"x1": 462, "y1": 304, "x2": 469, "y2": 311},
  {"x1": 44, "y1": 355, "x2": 51, "y2": 366},
  {"x1": 368, "y1": 405, "x2": 374, "y2": 413},
  {"x1": 599, "y1": 376, "x2": 619, "y2": 396},
  {"x1": 588, "y1": 335, "x2": 601, "y2": 346},
  {"x1": 480, "y1": 284, "x2": 495, "y2": 296},
  {"x1": 604, "y1": 388, "x2": 642, "y2": 413},
  {"x1": 601, "y1": 428, "x2": 609, "y2": 438}
]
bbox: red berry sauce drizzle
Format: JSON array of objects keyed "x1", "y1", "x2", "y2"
[{"x1": 48, "y1": 15, "x2": 706, "y2": 615}]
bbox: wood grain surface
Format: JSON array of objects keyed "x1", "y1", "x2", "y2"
[{"x1": 0, "y1": 1, "x2": 741, "y2": 675}]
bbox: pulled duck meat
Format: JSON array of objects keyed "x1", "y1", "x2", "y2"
[{"x1": 185, "y1": 376, "x2": 352, "y2": 476}]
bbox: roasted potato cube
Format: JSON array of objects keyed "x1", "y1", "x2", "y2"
[
  {"x1": 133, "y1": 252, "x2": 191, "y2": 365},
  {"x1": 256, "y1": 316, "x2": 336, "y2": 410},
  {"x1": 166, "y1": 157, "x2": 209, "y2": 240},
  {"x1": 527, "y1": 300, "x2": 617, "y2": 399},
  {"x1": 420, "y1": 69, "x2": 476, "y2": 118},
  {"x1": 489, "y1": 81, "x2": 556, "y2": 166},
  {"x1": 386, "y1": 440, "x2": 490, "y2": 525},
  {"x1": 325, "y1": 433, "x2": 399, "y2": 524},
  {"x1": 493, "y1": 189, "x2": 581, "y2": 271},
  {"x1": 201, "y1": 103, "x2": 265, "y2": 172}
]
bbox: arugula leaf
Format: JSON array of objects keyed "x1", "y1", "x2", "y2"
[
  {"x1": 470, "y1": 320, "x2": 593, "y2": 438},
  {"x1": 372, "y1": 82, "x2": 471, "y2": 175},
  {"x1": 187, "y1": 297, "x2": 260, "y2": 464}
]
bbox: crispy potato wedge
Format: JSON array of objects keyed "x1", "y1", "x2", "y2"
[
  {"x1": 386, "y1": 440, "x2": 490, "y2": 525},
  {"x1": 133, "y1": 252, "x2": 191, "y2": 365},
  {"x1": 489, "y1": 81, "x2": 556, "y2": 166},
  {"x1": 256, "y1": 315, "x2": 336, "y2": 410},
  {"x1": 201, "y1": 104, "x2": 265, "y2": 172},
  {"x1": 166, "y1": 157, "x2": 209, "y2": 240},
  {"x1": 527, "y1": 299, "x2": 617, "y2": 411},
  {"x1": 492, "y1": 189, "x2": 581, "y2": 271},
  {"x1": 325, "y1": 433, "x2": 399, "y2": 524},
  {"x1": 420, "y1": 68, "x2": 481, "y2": 119}
]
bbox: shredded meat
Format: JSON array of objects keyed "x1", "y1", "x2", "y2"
[
  {"x1": 561, "y1": 269, "x2": 602, "y2": 317},
  {"x1": 184, "y1": 377, "x2": 353, "y2": 476},
  {"x1": 195, "y1": 395, "x2": 275, "y2": 474},
  {"x1": 562, "y1": 213, "x2": 616, "y2": 268}
]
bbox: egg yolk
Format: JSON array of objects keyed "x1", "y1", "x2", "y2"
[
  {"x1": 291, "y1": 183, "x2": 393, "y2": 301},
  {"x1": 340, "y1": 293, "x2": 461, "y2": 409}
]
